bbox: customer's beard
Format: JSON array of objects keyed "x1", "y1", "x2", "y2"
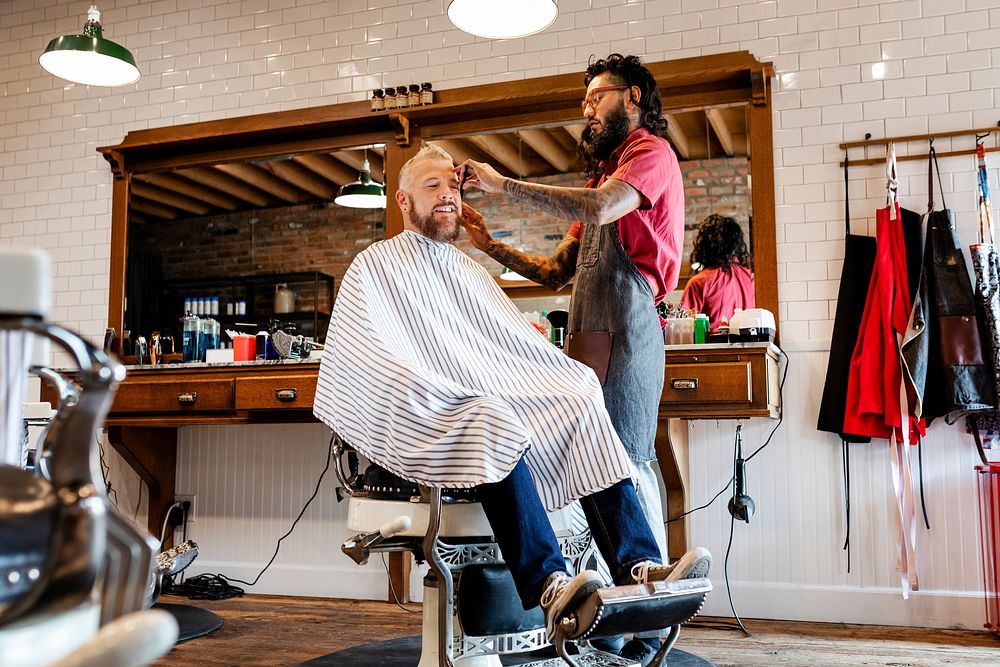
[
  {"x1": 407, "y1": 198, "x2": 460, "y2": 244},
  {"x1": 578, "y1": 103, "x2": 631, "y2": 179}
]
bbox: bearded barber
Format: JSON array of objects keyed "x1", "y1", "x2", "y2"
[{"x1": 459, "y1": 53, "x2": 688, "y2": 664}]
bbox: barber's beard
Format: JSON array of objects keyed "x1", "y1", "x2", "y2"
[
  {"x1": 579, "y1": 103, "x2": 631, "y2": 178},
  {"x1": 407, "y1": 196, "x2": 460, "y2": 244}
]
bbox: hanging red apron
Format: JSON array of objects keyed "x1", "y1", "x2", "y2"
[{"x1": 843, "y1": 144, "x2": 925, "y2": 597}]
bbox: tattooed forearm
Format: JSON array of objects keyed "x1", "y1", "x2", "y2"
[
  {"x1": 482, "y1": 234, "x2": 580, "y2": 291},
  {"x1": 500, "y1": 178, "x2": 641, "y2": 226}
]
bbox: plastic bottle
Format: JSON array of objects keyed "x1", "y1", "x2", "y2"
[{"x1": 694, "y1": 314, "x2": 709, "y2": 344}]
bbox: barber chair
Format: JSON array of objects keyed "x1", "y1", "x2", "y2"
[
  {"x1": 0, "y1": 247, "x2": 177, "y2": 667},
  {"x1": 335, "y1": 436, "x2": 712, "y2": 667}
]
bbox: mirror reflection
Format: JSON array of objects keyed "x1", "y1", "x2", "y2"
[{"x1": 122, "y1": 104, "x2": 755, "y2": 357}]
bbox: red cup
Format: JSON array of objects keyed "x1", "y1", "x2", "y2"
[{"x1": 233, "y1": 335, "x2": 255, "y2": 361}]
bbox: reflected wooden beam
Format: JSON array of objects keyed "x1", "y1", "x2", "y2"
[
  {"x1": 131, "y1": 181, "x2": 211, "y2": 215},
  {"x1": 137, "y1": 172, "x2": 241, "y2": 211},
  {"x1": 216, "y1": 163, "x2": 310, "y2": 204},
  {"x1": 130, "y1": 195, "x2": 179, "y2": 220},
  {"x1": 665, "y1": 114, "x2": 691, "y2": 160},
  {"x1": 176, "y1": 167, "x2": 274, "y2": 207},
  {"x1": 706, "y1": 108, "x2": 734, "y2": 157},
  {"x1": 563, "y1": 124, "x2": 585, "y2": 142},
  {"x1": 517, "y1": 129, "x2": 574, "y2": 173},
  {"x1": 263, "y1": 159, "x2": 338, "y2": 199},
  {"x1": 467, "y1": 133, "x2": 539, "y2": 176},
  {"x1": 293, "y1": 154, "x2": 357, "y2": 186},
  {"x1": 333, "y1": 151, "x2": 385, "y2": 183}
]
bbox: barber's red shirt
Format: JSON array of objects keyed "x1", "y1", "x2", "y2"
[{"x1": 595, "y1": 128, "x2": 684, "y2": 304}]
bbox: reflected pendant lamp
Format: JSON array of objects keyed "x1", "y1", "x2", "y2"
[
  {"x1": 448, "y1": 0, "x2": 558, "y2": 39},
  {"x1": 335, "y1": 159, "x2": 387, "y2": 209},
  {"x1": 39, "y1": 4, "x2": 139, "y2": 87}
]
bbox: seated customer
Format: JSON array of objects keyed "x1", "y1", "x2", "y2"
[
  {"x1": 314, "y1": 145, "x2": 710, "y2": 642},
  {"x1": 681, "y1": 214, "x2": 755, "y2": 329}
]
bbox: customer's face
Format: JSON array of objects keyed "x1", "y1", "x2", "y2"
[{"x1": 398, "y1": 158, "x2": 462, "y2": 243}]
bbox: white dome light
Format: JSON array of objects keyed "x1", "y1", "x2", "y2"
[{"x1": 448, "y1": 0, "x2": 558, "y2": 40}]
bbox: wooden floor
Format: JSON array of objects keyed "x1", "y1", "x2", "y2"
[{"x1": 153, "y1": 594, "x2": 1000, "y2": 667}]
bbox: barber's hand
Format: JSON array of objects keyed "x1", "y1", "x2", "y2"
[
  {"x1": 459, "y1": 159, "x2": 505, "y2": 194},
  {"x1": 458, "y1": 202, "x2": 492, "y2": 250}
]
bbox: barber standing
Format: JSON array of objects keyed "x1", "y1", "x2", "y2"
[{"x1": 459, "y1": 53, "x2": 689, "y2": 663}]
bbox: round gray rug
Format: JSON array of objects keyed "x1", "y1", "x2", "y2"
[{"x1": 296, "y1": 635, "x2": 715, "y2": 666}]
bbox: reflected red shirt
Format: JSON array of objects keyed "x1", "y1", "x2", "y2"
[
  {"x1": 596, "y1": 128, "x2": 684, "y2": 304},
  {"x1": 681, "y1": 265, "x2": 756, "y2": 330}
]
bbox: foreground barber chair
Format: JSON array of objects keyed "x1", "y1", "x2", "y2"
[
  {"x1": 335, "y1": 436, "x2": 712, "y2": 667},
  {"x1": 0, "y1": 248, "x2": 177, "y2": 667}
]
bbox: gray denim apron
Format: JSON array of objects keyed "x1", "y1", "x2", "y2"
[{"x1": 567, "y1": 220, "x2": 664, "y2": 462}]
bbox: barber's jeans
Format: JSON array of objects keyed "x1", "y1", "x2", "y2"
[{"x1": 478, "y1": 458, "x2": 661, "y2": 609}]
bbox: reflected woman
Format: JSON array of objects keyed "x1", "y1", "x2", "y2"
[{"x1": 681, "y1": 214, "x2": 754, "y2": 330}]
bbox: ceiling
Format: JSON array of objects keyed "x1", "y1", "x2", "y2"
[{"x1": 127, "y1": 107, "x2": 747, "y2": 224}]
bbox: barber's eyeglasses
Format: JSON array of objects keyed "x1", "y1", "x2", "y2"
[{"x1": 581, "y1": 85, "x2": 629, "y2": 113}]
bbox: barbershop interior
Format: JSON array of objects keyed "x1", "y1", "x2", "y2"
[{"x1": 3, "y1": 1, "x2": 1000, "y2": 666}]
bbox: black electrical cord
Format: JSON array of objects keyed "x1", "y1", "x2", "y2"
[
  {"x1": 666, "y1": 348, "x2": 788, "y2": 525},
  {"x1": 723, "y1": 432, "x2": 751, "y2": 636},
  {"x1": 97, "y1": 434, "x2": 118, "y2": 509},
  {"x1": 381, "y1": 554, "x2": 421, "y2": 614},
  {"x1": 217, "y1": 433, "x2": 335, "y2": 588}
]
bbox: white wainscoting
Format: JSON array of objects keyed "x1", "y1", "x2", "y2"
[{"x1": 97, "y1": 348, "x2": 990, "y2": 627}]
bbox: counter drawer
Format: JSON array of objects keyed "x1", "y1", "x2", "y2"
[
  {"x1": 113, "y1": 378, "x2": 235, "y2": 413},
  {"x1": 662, "y1": 361, "x2": 752, "y2": 405},
  {"x1": 235, "y1": 374, "x2": 318, "y2": 410}
]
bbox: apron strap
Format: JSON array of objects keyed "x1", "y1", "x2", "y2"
[
  {"x1": 886, "y1": 143, "x2": 899, "y2": 220},
  {"x1": 844, "y1": 151, "x2": 852, "y2": 236},
  {"x1": 841, "y1": 439, "x2": 851, "y2": 573},
  {"x1": 928, "y1": 145, "x2": 946, "y2": 212}
]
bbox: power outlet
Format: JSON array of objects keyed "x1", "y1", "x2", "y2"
[{"x1": 175, "y1": 494, "x2": 196, "y2": 523}]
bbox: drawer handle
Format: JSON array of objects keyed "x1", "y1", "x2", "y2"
[
  {"x1": 177, "y1": 392, "x2": 198, "y2": 405},
  {"x1": 276, "y1": 388, "x2": 298, "y2": 402},
  {"x1": 671, "y1": 379, "x2": 698, "y2": 390}
]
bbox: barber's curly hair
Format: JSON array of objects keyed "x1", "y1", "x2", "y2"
[
  {"x1": 691, "y1": 214, "x2": 751, "y2": 272},
  {"x1": 584, "y1": 54, "x2": 667, "y2": 138}
]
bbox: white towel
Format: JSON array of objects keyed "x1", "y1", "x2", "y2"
[{"x1": 314, "y1": 230, "x2": 632, "y2": 512}]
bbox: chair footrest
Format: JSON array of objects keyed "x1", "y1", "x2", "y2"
[
  {"x1": 518, "y1": 649, "x2": 639, "y2": 666},
  {"x1": 574, "y1": 578, "x2": 712, "y2": 640}
]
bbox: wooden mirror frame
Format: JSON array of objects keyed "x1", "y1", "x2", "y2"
[{"x1": 99, "y1": 51, "x2": 776, "y2": 350}]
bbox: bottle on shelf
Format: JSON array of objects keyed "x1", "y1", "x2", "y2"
[
  {"x1": 396, "y1": 85, "x2": 409, "y2": 108},
  {"x1": 408, "y1": 84, "x2": 421, "y2": 107},
  {"x1": 371, "y1": 88, "x2": 385, "y2": 112},
  {"x1": 420, "y1": 82, "x2": 433, "y2": 105}
]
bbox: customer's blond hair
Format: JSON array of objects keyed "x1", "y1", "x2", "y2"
[{"x1": 398, "y1": 144, "x2": 454, "y2": 192}]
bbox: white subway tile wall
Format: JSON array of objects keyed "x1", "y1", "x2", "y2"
[{"x1": 5, "y1": 0, "x2": 1000, "y2": 623}]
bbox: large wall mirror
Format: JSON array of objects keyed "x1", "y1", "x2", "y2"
[{"x1": 100, "y1": 51, "x2": 775, "y2": 355}]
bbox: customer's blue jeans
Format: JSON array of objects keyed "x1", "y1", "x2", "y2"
[{"x1": 478, "y1": 457, "x2": 661, "y2": 609}]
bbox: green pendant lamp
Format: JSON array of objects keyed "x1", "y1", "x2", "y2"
[
  {"x1": 335, "y1": 158, "x2": 387, "y2": 209},
  {"x1": 39, "y1": 4, "x2": 140, "y2": 87}
]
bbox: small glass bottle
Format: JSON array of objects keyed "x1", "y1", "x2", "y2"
[
  {"x1": 181, "y1": 312, "x2": 200, "y2": 362},
  {"x1": 408, "y1": 84, "x2": 421, "y2": 107},
  {"x1": 396, "y1": 85, "x2": 409, "y2": 108},
  {"x1": 371, "y1": 88, "x2": 384, "y2": 112},
  {"x1": 383, "y1": 87, "x2": 396, "y2": 109},
  {"x1": 420, "y1": 82, "x2": 433, "y2": 105}
]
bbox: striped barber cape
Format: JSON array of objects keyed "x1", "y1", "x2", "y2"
[{"x1": 313, "y1": 230, "x2": 632, "y2": 512}]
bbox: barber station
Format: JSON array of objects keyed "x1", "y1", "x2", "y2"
[{"x1": 5, "y1": 3, "x2": 1000, "y2": 667}]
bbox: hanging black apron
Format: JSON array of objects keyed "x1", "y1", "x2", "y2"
[
  {"x1": 817, "y1": 156, "x2": 876, "y2": 442},
  {"x1": 902, "y1": 148, "x2": 995, "y2": 425}
]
